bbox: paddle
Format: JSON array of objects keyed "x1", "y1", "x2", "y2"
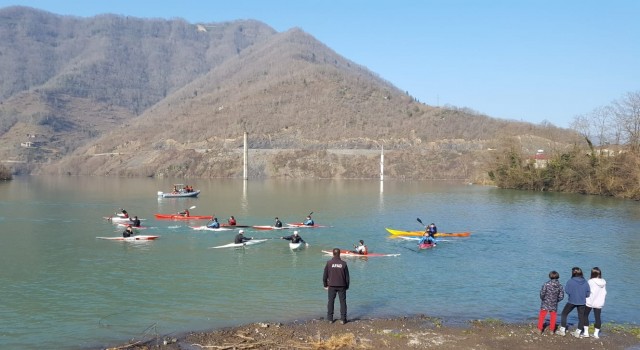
[{"x1": 416, "y1": 217, "x2": 426, "y2": 228}]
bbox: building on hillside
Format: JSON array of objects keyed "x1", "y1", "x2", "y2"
[
  {"x1": 529, "y1": 149, "x2": 548, "y2": 169},
  {"x1": 20, "y1": 134, "x2": 46, "y2": 148}
]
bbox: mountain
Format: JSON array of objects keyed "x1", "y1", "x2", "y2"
[{"x1": 0, "y1": 6, "x2": 581, "y2": 181}]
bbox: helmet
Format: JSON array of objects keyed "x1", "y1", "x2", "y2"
[
  {"x1": 239, "y1": 229, "x2": 245, "y2": 234},
  {"x1": 294, "y1": 231, "x2": 299, "y2": 235}
]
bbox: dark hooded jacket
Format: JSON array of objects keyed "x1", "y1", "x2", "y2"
[{"x1": 565, "y1": 276, "x2": 590, "y2": 305}]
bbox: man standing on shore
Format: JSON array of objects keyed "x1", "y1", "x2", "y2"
[{"x1": 323, "y1": 248, "x2": 350, "y2": 324}]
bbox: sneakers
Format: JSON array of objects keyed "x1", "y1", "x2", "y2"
[
  {"x1": 556, "y1": 327, "x2": 566, "y2": 336},
  {"x1": 340, "y1": 320, "x2": 347, "y2": 325},
  {"x1": 572, "y1": 329, "x2": 582, "y2": 338},
  {"x1": 580, "y1": 333, "x2": 590, "y2": 338},
  {"x1": 327, "y1": 319, "x2": 335, "y2": 324}
]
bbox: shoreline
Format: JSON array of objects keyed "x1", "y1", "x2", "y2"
[{"x1": 104, "y1": 314, "x2": 640, "y2": 350}]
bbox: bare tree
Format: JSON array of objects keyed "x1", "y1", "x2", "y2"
[{"x1": 613, "y1": 91, "x2": 640, "y2": 152}]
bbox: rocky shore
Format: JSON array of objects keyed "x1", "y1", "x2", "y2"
[{"x1": 106, "y1": 315, "x2": 640, "y2": 350}]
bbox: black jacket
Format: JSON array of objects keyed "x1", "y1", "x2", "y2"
[
  {"x1": 323, "y1": 256, "x2": 349, "y2": 289},
  {"x1": 234, "y1": 234, "x2": 252, "y2": 244},
  {"x1": 282, "y1": 235, "x2": 305, "y2": 244}
]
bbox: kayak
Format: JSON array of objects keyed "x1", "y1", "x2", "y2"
[
  {"x1": 419, "y1": 242, "x2": 436, "y2": 249},
  {"x1": 104, "y1": 216, "x2": 146, "y2": 223},
  {"x1": 287, "y1": 223, "x2": 326, "y2": 228},
  {"x1": 97, "y1": 235, "x2": 159, "y2": 241},
  {"x1": 252, "y1": 225, "x2": 291, "y2": 230},
  {"x1": 190, "y1": 226, "x2": 233, "y2": 232},
  {"x1": 289, "y1": 242, "x2": 307, "y2": 250},
  {"x1": 385, "y1": 228, "x2": 471, "y2": 237},
  {"x1": 209, "y1": 239, "x2": 269, "y2": 249},
  {"x1": 154, "y1": 214, "x2": 213, "y2": 220},
  {"x1": 321, "y1": 249, "x2": 400, "y2": 257}
]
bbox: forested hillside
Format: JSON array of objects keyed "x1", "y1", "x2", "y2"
[{"x1": 0, "y1": 6, "x2": 582, "y2": 181}]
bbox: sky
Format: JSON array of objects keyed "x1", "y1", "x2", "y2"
[{"x1": 1, "y1": 1, "x2": 638, "y2": 128}]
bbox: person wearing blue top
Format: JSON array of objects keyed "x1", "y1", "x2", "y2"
[
  {"x1": 303, "y1": 215, "x2": 314, "y2": 226},
  {"x1": 418, "y1": 232, "x2": 436, "y2": 246},
  {"x1": 206, "y1": 217, "x2": 220, "y2": 228},
  {"x1": 557, "y1": 267, "x2": 591, "y2": 337}
]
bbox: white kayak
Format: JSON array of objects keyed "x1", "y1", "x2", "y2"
[
  {"x1": 105, "y1": 216, "x2": 146, "y2": 223},
  {"x1": 190, "y1": 226, "x2": 233, "y2": 232},
  {"x1": 209, "y1": 239, "x2": 269, "y2": 249},
  {"x1": 289, "y1": 242, "x2": 307, "y2": 250},
  {"x1": 97, "y1": 235, "x2": 159, "y2": 241}
]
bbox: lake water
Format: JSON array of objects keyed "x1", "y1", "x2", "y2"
[{"x1": 0, "y1": 176, "x2": 638, "y2": 349}]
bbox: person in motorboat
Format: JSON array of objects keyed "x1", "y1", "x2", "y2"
[
  {"x1": 353, "y1": 240, "x2": 368, "y2": 255},
  {"x1": 274, "y1": 217, "x2": 283, "y2": 228},
  {"x1": 116, "y1": 208, "x2": 129, "y2": 218},
  {"x1": 426, "y1": 223, "x2": 438, "y2": 238},
  {"x1": 234, "y1": 230, "x2": 253, "y2": 244},
  {"x1": 281, "y1": 231, "x2": 309, "y2": 246},
  {"x1": 418, "y1": 232, "x2": 437, "y2": 246},
  {"x1": 128, "y1": 215, "x2": 141, "y2": 227},
  {"x1": 172, "y1": 185, "x2": 179, "y2": 194},
  {"x1": 178, "y1": 208, "x2": 190, "y2": 217},
  {"x1": 206, "y1": 217, "x2": 220, "y2": 228},
  {"x1": 228, "y1": 216, "x2": 237, "y2": 226},
  {"x1": 303, "y1": 215, "x2": 314, "y2": 226},
  {"x1": 122, "y1": 226, "x2": 135, "y2": 238}
]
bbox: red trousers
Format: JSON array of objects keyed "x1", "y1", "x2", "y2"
[{"x1": 538, "y1": 309, "x2": 557, "y2": 331}]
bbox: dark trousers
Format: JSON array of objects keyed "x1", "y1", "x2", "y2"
[
  {"x1": 560, "y1": 303, "x2": 586, "y2": 331},
  {"x1": 585, "y1": 307, "x2": 602, "y2": 329},
  {"x1": 327, "y1": 286, "x2": 347, "y2": 321}
]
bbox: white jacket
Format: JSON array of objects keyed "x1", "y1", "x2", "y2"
[{"x1": 585, "y1": 278, "x2": 607, "y2": 308}]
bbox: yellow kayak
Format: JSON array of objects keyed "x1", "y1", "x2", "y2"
[{"x1": 385, "y1": 228, "x2": 471, "y2": 237}]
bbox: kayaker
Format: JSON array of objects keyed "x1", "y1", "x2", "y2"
[
  {"x1": 206, "y1": 217, "x2": 220, "y2": 228},
  {"x1": 418, "y1": 232, "x2": 436, "y2": 246},
  {"x1": 281, "y1": 231, "x2": 309, "y2": 246},
  {"x1": 426, "y1": 223, "x2": 438, "y2": 238},
  {"x1": 122, "y1": 226, "x2": 134, "y2": 238},
  {"x1": 178, "y1": 208, "x2": 190, "y2": 217},
  {"x1": 274, "y1": 217, "x2": 283, "y2": 228},
  {"x1": 128, "y1": 215, "x2": 141, "y2": 227},
  {"x1": 234, "y1": 230, "x2": 253, "y2": 244},
  {"x1": 303, "y1": 215, "x2": 314, "y2": 226},
  {"x1": 353, "y1": 240, "x2": 368, "y2": 255},
  {"x1": 228, "y1": 216, "x2": 237, "y2": 226},
  {"x1": 323, "y1": 248, "x2": 350, "y2": 324},
  {"x1": 117, "y1": 208, "x2": 129, "y2": 218}
]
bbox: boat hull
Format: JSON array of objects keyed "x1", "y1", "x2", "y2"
[
  {"x1": 385, "y1": 228, "x2": 471, "y2": 237},
  {"x1": 321, "y1": 249, "x2": 400, "y2": 257},
  {"x1": 157, "y1": 190, "x2": 200, "y2": 198}
]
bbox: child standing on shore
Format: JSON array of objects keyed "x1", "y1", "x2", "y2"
[
  {"x1": 584, "y1": 267, "x2": 607, "y2": 338},
  {"x1": 538, "y1": 270, "x2": 565, "y2": 334}
]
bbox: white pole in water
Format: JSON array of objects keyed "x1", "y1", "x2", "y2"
[
  {"x1": 380, "y1": 144, "x2": 384, "y2": 181},
  {"x1": 243, "y1": 132, "x2": 248, "y2": 180}
]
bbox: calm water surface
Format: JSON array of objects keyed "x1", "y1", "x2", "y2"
[{"x1": 0, "y1": 176, "x2": 639, "y2": 349}]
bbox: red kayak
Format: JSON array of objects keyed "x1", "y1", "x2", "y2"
[
  {"x1": 154, "y1": 214, "x2": 212, "y2": 220},
  {"x1": 252, "y1": 225, "x2": 291, "y2": 230},
  {"x1": 322, "y1": 249, "x2": 400, "y2": 257},
  {"x1": 418, "y1": 242, "x2": 436, "y2": 250}
]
